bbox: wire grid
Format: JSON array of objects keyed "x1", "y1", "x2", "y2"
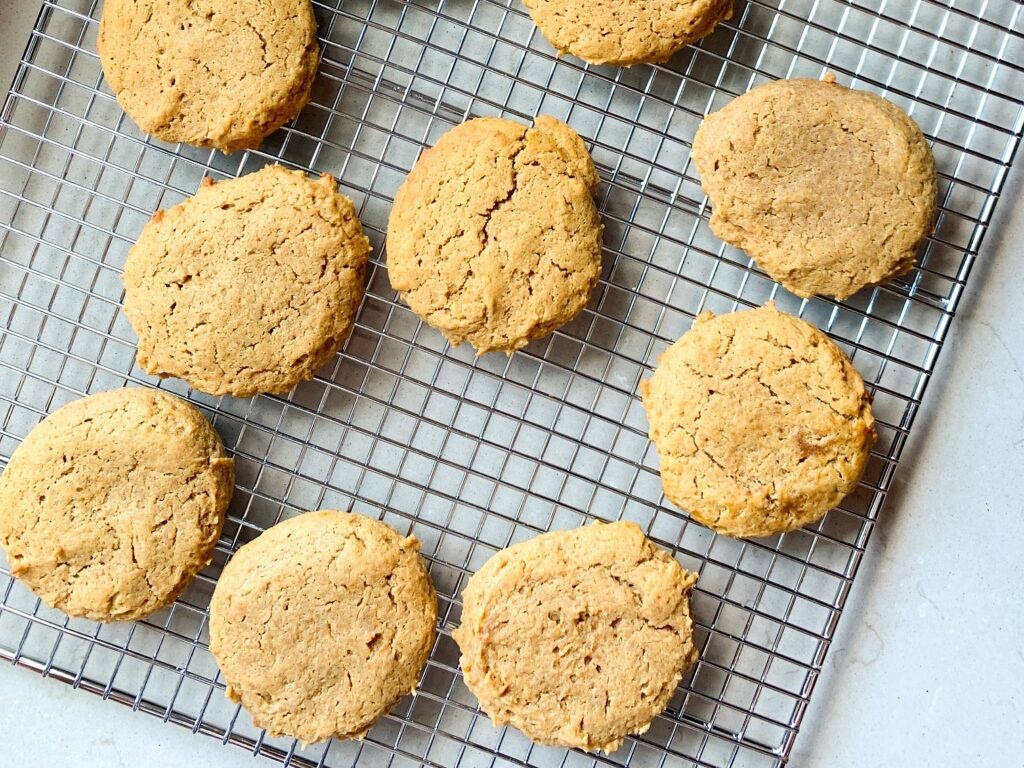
[{"x1": 0, "y1": 0, "x2": 1021, "y2": 765}]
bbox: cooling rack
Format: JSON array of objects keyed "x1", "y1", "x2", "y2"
[{"x1": 1, "y1": 0, "x2": 1022, "y2": 766}]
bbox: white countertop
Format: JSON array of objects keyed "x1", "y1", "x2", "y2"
[{"x1": 1, "y1": 4, "x2": 1021, "y2": 766}]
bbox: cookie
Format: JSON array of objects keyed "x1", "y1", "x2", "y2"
[
  {"x1": 97, "y1": 0, "x2": 319, "y2": 153},
  {"x1": 209, "y1": 511, "x2": 437, "y2": 744},
  {"x1": 123, "y1": 165, "x2": 370, "y2": 397},
  {"x1": 691, "y1": 76, "x2": 936, "y2": 299},
  {"x1": 523, "y1": 0, "x2": 732, "y2": 66},
  {"x1": 453, "y1": 521, "x2": 699, "y2": 753},
  {"x1": 0, "y1": 388, "x2": 234, "y2": 622},
  {"x1": 640, "y1": 304, "x2": 876, "y2": 538},
  {"x1": 387, "y1": 116, "x2": 603, "y2": 355}
]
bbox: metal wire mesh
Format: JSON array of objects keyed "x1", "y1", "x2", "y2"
[{"x1": 0, "y1": 0, "x2": 1021, "y2": 765}]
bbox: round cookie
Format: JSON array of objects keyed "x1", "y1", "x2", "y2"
[
  {"x1": 453, "y1": 522, "x2": 699, "y2": 753},
  {"x1": 0, "y1": 388, "x2": 234, "y2": 622},
  {"x1": 209, "y1": 511, "x2": 437, "y2": 744},
  {"x1": 387, "y1": 116, "x2": 603, "y2": 355},
  {"x1": 123, "y1": 165, "x2": 370, "y2": 397},
  {"x1": 692, "y1": 77, "x2": 936, "y2": 299},
  {"x1": 97, "y1": 0, "x2": 319, "y2": 153},
  {"x1": 640, "y1": 304, "x2": 876, "y2": 538},
  {"x1": 523, "y1": 0, "x2": 732, "y2": 66}
]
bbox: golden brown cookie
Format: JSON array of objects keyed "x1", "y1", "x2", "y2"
[
  {"x1": 209, "y1": 511, "x2": 437, "y2": 744},
  {"x1": 453, "y1": 521, "x2": 699, "y2": 753},
  {"x1": 0, "y1": 388, "x2": 233, "y2": 622},
  {"x1": 691, "y1": 77, "x2": 936, "y2": 299},
  {"x1": 640, "y1": 304, "x2": 876, "y2": 538},
  {"x1": 123, "y1": 165, "x2": 370, "y2": 397},
  {"x1": 523, "y1": 0, "x2": 732, "y2": 66},
  {"x1": 386, "y1": 116, "x2": 603, "y2": 355},
  {"x1": 97, "y1": 0, "x2": 319, "y2": 153}
]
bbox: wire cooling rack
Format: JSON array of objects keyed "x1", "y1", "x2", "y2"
[{"x1": 1, "y1": 0, "x2": 1022, "y2": 766}]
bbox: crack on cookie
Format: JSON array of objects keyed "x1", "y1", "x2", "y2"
[{"x1": 444, "y1": 135, "x2": 529, "y2": 311}]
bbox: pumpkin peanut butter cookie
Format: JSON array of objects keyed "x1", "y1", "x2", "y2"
[
  {"x1": 0, "y1": 388, "x2": 233, "y2": 622},
  {"x1": 691, "y1": 77, "x2": 936, "y2": 299},
  {"x1": 453, "y1": 522, "x2": 699, "y2": 753},
  {"x1": 524, "y1": 0, "x2": 733, "y2": 66},
  {"x1": 387, "y1": 116, "x2": 603, "y2": 355},
  {"x1": 209, "y1": 511, "x2": 437, "y2": 744},
  {"x1": 641, "y1": 304, "x2": 876, "y2": 538},
  {"x1": 98, "y1": 0, "x2": 320, "y2": 153},
  {"x1": 123, "y1": 165, "x2": 370, "y2": 397}
]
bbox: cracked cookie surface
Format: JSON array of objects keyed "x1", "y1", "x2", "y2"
[
  {"x1": 209, "y1": 511, "x2": 437, "y2": 744},
  {"x1": 692, "y1": 77, "x2": 936, "y2": 299},
  {"x1": 640, "y1": 304, "x2": 876, "y2": 539},
  {"x1": 123, "y1": 165, "x2": 370, "y2": 397},
  {"x1": 386, "y1": 116, "x2": 603, "y2": 354},
  {"x1": 523, "y1": 0, "x2": 732, "y2": 66},
  {"x1": 0, "y1": 388, "x2": 234, "y2": 622},
  {"x1": 453, "y1": 522, "x2": 698, "y2": 753},
  {"x1": 98, "y1": 0, "x2": 319, "y2": 153}
]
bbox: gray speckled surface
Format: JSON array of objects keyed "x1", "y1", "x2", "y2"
[{"x1": 1, "y1": 3, "x2": 1021, "y2": 766}]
